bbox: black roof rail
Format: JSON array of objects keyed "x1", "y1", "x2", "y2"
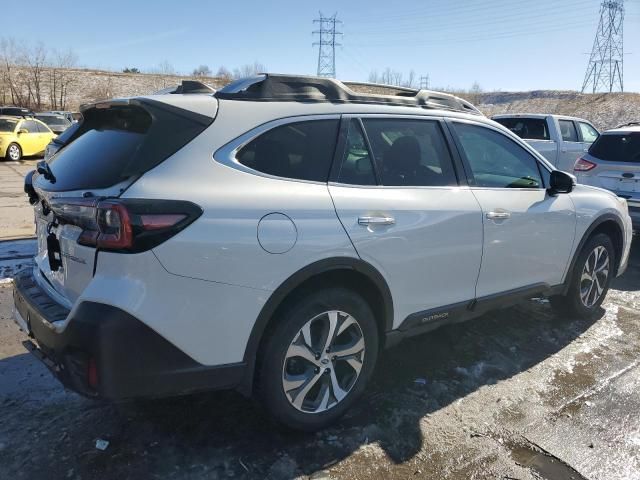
[
  {"x1": 615, "y1": 121, "x2": 640, "y2": 129},
  {"x1": 152, "y1": 80, "x2": 215, "y2": 95},
  {"x1": 215, "y1": 74, "x2": 483, "y2": 115}
]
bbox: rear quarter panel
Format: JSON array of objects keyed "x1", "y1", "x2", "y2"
[{"x1": 122, "y1": 112, "x2": 358, "y2": 292}]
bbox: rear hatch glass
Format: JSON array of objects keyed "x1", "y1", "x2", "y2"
[
  {"x1": 589, "y1": 132, "x2": 640, "y2": 163},
  {"x1": 34, "y1": 99, "x2": 214, "y2": 192}
]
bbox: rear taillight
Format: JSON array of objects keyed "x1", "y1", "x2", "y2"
[
  {"x1": 50, "y1": 198, "x2": 202, "y2": 253},
  {"x1": 574, "y1": 157, "x2": 597, "y2": 171}
]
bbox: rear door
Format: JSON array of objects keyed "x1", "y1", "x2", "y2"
[
  {"x1": 556, "y1": 119, "x2": 586, "y2": 172},
  {"x1": 449, "y1": 120, "x2": 576, "y2": 297},
  {"x1": 329, "y1": 116, "x2": 483, "y2": 327}
]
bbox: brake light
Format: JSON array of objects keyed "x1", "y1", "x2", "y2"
[
  {"x1": 574, "y1": 157, "x2": 597, "y2": 171},
  {"x1": 50, "y1": 198, "x2": 202, "y2": 253},
  {"x1": 96, "y1": 201, "x2": 134, "y2": 250}
]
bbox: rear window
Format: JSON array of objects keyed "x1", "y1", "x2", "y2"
[
  {"x1": 589, "y1": 133, "x2": 640, "y2": 163},
  {"x1": 493, "y1": 118, "x2": 550, "y2": 141},
  {"x1": 35, "y1": 101, "x2": 212, "y2": 192}
]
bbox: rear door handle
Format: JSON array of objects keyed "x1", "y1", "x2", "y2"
[
  {"x1": 486, "y1": 211, "x2": 511, "y2": 220},
  {"x1": 358, "y1": 216, "x2": 395, "y2": 226}
]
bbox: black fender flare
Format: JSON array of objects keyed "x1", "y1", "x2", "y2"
[
  {"x1": 561, "y1": 212, "x2": 624, "y2": 293},
  {"x1": 238, "y1": 257, "x2": 393, "y2": 395}
]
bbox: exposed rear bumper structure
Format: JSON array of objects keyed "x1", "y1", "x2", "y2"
[{"x1": 13, "y1": 269, "x2": 245, "y2": 400}]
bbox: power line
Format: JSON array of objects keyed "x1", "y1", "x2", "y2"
[
  {"x1": 582, "y1": 0, "x2": 625, "y2": 93},
  {"x1": 313, "y1": 12, "x2": 342, "y2": 78},
  {"x1": 420, "y1": 75, "x2": 430, "y2": 89}
]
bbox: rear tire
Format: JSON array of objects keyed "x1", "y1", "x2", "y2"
[
  {"x1": 550, "y1": 233, "x2": 615, "y2": 318},
  {"x1": 257, "y1": 287, "x2": 379, "y2": 431},
  {"x1": 6, "y1": 143, "x2": 21, "y2": 161}
]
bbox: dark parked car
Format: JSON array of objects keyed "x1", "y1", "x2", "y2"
[
  {"x1": 0, "y1": 106, "x2": 34, "y2": 117},
  {"x1": 35, "y1": 113, "x2": 71, "y2": 134}
]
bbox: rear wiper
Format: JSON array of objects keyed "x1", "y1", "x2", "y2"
[{"x1": 37, "y1": 160, "x2": 56, "y2": 183}]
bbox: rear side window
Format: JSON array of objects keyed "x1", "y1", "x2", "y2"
[
  {"x1": 237, "y1": 120, "x2": 339, "y2": 182},
  {"x1": 36, "y1": 102, "x2": 212, "y2": 192},
  {"x1": 589, "y1": 133, "x2": 640, "y2": 163},
  {"x1": 453, "y1": 122, "x2": 543, "y2": 189},
  {"x1": 361, "y1": 118, "x2": 457, "y2": 187},
  {"x1": 578, "y1": 122, "x2": 599, "y2": 143},
  {"x1": 493, "y1": 117, "x2": 550, "y2": 141},
  {"x1": 559, "y1": 120, "x2": 579, "y2": 142},
  {"x1": 337, "y1": 120, "x2": 376, "y2": 185}
]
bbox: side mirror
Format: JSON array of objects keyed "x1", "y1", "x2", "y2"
[
  {"x1": 17, "y1": 129, "x2": 28, "y2": 134},
  {"x1": 548, "y1": 170, "x2": 575, "y2": 195}
]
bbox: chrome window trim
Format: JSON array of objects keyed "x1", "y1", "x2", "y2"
[{"x1": 213, "y1": 114, "x2": 341, "y2": 185}]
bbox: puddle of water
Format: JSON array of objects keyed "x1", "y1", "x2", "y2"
[{"x1": 506, "y1": 441, "x2": 587, "y2": 480}]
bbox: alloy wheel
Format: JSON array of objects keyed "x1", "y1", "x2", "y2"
[
  {"x1": 7, "y1": 145, "x2": 20, "y2": 161},
  {"x1": 282, "y1": 310, "x2": 365, "y2": 413},
  {"x1": 580, "y1": 245, "x2": 610, "y2": 308}
]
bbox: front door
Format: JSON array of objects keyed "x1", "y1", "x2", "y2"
[
  {"x1": 449, "y1": 120, "x2": 576, "y2": 298},
  {"x1": 329, "y1": 117, "x2": 484, "y2": 328}
]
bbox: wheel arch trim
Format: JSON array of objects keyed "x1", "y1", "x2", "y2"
[
  {"x1": 238, "y1": 257, "x2": 393, "y2": 395},
  {"x1": 562, "y1": 212, "x2": 624, "y2": 293}
]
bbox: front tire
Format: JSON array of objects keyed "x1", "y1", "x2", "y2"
[
  {"x1": 5, "y1": 143, "x2": 21, "y2": 161},
  {"x1": 257, "y1": 287, "x2": 379, "y2": 431},
  {"x1": 551, "y1": 233, "x2": 615, "y2": 317}
]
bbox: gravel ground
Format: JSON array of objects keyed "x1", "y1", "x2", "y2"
[{"x1": 1, "y1": 245, "x2": 640, "y2": 479}]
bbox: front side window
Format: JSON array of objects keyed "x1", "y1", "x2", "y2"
[
  {"x1": 453, "y1": 122, "x2": 543, "y2": 189},
  {"x1": 494, "y1": 117, "x2": 550, "y2": 141},
  {"x1": 578, "y1": 122, "x2": 599, "y2": 143},
  {"x1": 237, "y1": 119, "x2": 339, "y2": 182},
  {"x1": 35, "y1": 121, "x2": 51, "y2": 133},
  {"x1": 361, "y1": 118, "x2": 457, "y2": 187},
  {"x1": 337, "y1": 120, "x2": 376, "y2": 185},
  {"x1": 559, "y1": 120, "x2": 579, "y2": 142}
]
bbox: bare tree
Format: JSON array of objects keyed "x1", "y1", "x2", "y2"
[
  {"x1": 216, "y1": 66, "x2": 233, "y2": 84},
  {"x1": 48, "y1": 49, "x2": 77, "y2": 110},
  {"x1": 192, "y1": 65, "x2": 211, "y2": 77},
  {"x1": 232, "y1": 62, "x2": 266, "y2": 79},
  {"x1": 149, "y1": 60, "x2": 177, "y2": 89},
  {"x1": 0, "y1": 37, "x2": 24, "y2": 106}
]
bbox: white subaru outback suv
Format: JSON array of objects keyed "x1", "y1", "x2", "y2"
[{"x1": 13, "y1": 75, "x2": 632, "y2": 431}]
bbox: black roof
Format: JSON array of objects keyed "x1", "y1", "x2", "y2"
[{"x1": 215, "y1": 74, "x2": 482, "y2": 115}]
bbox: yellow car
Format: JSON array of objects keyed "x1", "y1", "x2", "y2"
[{"x1": 0, "y1": 116, "x2": 57, "y2": 161}]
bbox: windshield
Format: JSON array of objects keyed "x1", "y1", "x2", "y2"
[
  {"x1": 37, "y1": 116, "x2": 70, "y2": 127},
  {"x1": 0, "y1": 119, "x2": 17, "y2": 132},
  {"x1": 589, "y1": 133, "x2": 640, "y2": 163}
]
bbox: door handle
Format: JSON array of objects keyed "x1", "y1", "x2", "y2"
[
  {"x1": 486, "y1": 211, "x2": 511, "y2": 220},
  {"x1": 358, "y1": 216, "x2": 395, "y2": 226}
]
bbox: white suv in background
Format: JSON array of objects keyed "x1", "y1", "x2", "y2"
[
  {"x1": 574, "y1": 122, "x2": 640, "y2": 229},
  {"x1": 13, "y1": 75, "x2": 632, "y2": 430}
]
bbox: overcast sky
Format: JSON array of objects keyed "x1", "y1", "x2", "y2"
[{"x1": 5, "y1": 0, "x2": 640, "y2": 92}]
